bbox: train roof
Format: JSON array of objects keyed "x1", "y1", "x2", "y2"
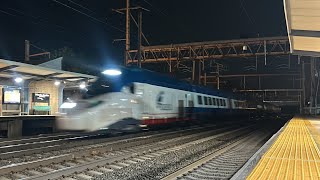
[{"x1": 96, "y1": 66, "x2": 243, "y2": 99}]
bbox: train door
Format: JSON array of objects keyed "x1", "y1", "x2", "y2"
[
  {"x1": 228, "y1": 98, "x2": 233, "y2": 112},
  {"x1": 186, "y1": 94, "x2": 194, "y2": 107},
  {"x1": 178, "y1": 100, "x2": 185, "y2": 118},
  {"x1": 185, "y1": 94, "x2": 194, "y2": 120}
]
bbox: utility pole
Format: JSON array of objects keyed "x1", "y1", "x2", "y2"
[
  {"x1": 24, "y1": 40, "x2": 50, "y2": 62},
  {"x1": 25, "y1": 40, "x2": 30, "y2": 62},
  {"x1": 113, "y1": 2, "x2": 149, "y2": 67},
  {"x1": 137, "y1": 9, "x2": 142, "y2": 68},
  {"x1": 125, "y1": 0, "x2": 130, "y2": 66}
]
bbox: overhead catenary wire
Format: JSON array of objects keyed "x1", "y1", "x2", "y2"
[
  {"x1": 142, "y1": 0, "x2": 167, "y2": 16},
  {"x1": 130, "y1": 13, "x2": 150, "y2": 45},
  {"x1": 67, "y1": 0, "x2": 95, "y2": 14},
  {"x1": 1, "y1": 7, "x2": 95, "y2": 43},
  {"x1": 239, "y1": 0, "x2": 260, "y2": 36},
  {"x1": 52, "y1": 0, "x2": 124, "y2": 33},
  {"x1": 239, "y1": 0, "x2": 255, "y2": 26},
  {"x1": 30, "y1": 43, "x2": 49, "y2": 52},
  {"x1": 0, "y1": 9, "x2": 17, "y2": 17}
]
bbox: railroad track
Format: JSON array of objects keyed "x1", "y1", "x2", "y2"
[
  {"x1": 0, "y1": 132, "x2": 106, "y2": 152},
  {"x1": 0, "y1": 124, "x2": 246, "y2": 180},
  {"x1": 162, "y1": 130, "x2": 270, "y2": 180},
  {"x1": 0, "y1": 125, "x2": 207, "y2": 163}
]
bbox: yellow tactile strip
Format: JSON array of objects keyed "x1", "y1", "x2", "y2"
[{"x1": 247, "y1": 118, "x2": 320, "y2": 180}]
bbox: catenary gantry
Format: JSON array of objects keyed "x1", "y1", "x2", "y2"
[{"x1": 127, "y1": 36, "x2": 289, "y2": 65}]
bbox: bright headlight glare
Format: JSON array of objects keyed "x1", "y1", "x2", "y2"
[
  {"x1": 60, "y1": 102, "x2": 77, "y2": 109},
  {"x1": 79, "y1": 83, "x2": 86, "y2": 89},
  {"x1": 102, "y1": 69, "x2": 122, "y2": 76},
  {"x1": 14, "y1": 77, "x2": 23, "y2": 83},
  {"x1": 130, "y1": 99, "x2": 138, "y2": 103},
  {"x1": 54, "y1": 81, "x2": 61, "y2": 86}
]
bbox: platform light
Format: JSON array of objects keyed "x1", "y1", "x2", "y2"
[
  {"x1": 102, "y1": 69, "x2": 122, "y2": 76},
  {"x1": 60, "y1": 102, "x2": 77, "y2": 109},
  {"x1": 243, "y1": 45, "x2": 247, "y2": 51},
  {"x1": 14, "y1": 77, "x2": 23, "y2": 83},
  {"x1": 54, "y1": 81, "x2": 61, "y2": 86},
  {"x1": 79, "y1": 82, "x2": 86, "y2": 89}
]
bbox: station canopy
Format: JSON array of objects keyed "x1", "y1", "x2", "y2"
[
  {"x1": 284, "y1": 0, "x2": 320, "y2": 57},
  {"x1": 0, "y1": 59, "x2": 96, "y2": 84}
]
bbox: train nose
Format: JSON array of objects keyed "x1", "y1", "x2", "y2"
[{"x1": 56, "y1": 116, "x2": 86, "y2": 131}]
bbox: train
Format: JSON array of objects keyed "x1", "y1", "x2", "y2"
[{"x1": 56, "y1": 66, "x2": 281, "y2": 132}]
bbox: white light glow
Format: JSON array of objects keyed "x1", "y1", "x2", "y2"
[
  {"x1": 102, "y1": 69, "x2": 122, "y2": 76},
  {"x1": 60, "y1": 102, "x2": 77, "y2": 109},
  {"x1": 14, "y1": 77, "x2": 23, "y2": 83},
  {"x1": 54, "y1": 81, "x2": 61, "y2": 86},
  {"x1": 79, "y1": 83, "x2": 86, "y2": 89}
]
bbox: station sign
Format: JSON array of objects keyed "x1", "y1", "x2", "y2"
[
  {"x1": 32, "y1": 93, "x2": 50, "y2": 103},
  {"x1": 3, "y1": 88, "x2": 21, "y2": 104}
]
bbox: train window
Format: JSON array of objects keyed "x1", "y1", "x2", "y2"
[
  {"x1": 88, "y1": 100, "x2": 104, "y2": 108},
  {"x1": 212, "y1": 98, "x2": 216, "y2": 106},
  {"x1": 217, "y1": 99, "x2": 220, "y2": 106},
  {"x1": 219, "y1": 99, "x2": 223, "y2": 106},
  {"x1": 223, "y1": 100, "x2": 226, "y2": 106},
  {"x1": 208, "y1": 97, "x2": 212, "y2": 105},
  {"x1": 129, "y1": 84, "x2": 135, "y2": 94},
  {"x1": 198, "y1": 95, "x2": 203, "y2": 105},
  {"x1": 204, "y1": 97, "x2": 208, "y2": 105}
]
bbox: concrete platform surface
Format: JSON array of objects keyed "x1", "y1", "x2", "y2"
[{"x1": 247, "y1": 117, "x2": 320, "y2": 179}]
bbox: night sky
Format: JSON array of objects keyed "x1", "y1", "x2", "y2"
[{"x1": 0, "y1": 0, "x2": 287, "y2": 67}]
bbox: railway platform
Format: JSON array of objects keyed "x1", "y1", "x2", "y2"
[
  {"x1": 235, "y1": 117, "x2": 320, "y2": 179},
  {"x1": 0, "y1": 115, "x2": 56, "y2": 138}
]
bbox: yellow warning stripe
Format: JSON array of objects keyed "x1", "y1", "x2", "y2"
[{"x1": 247, "y1": 118, "x2": 320, "y2": 180}]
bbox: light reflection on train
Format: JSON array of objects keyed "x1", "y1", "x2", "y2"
[{"x1": 57, "y1": 67, "x2": 281, "y2": 132}]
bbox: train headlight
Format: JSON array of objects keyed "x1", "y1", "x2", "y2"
[
  {"x1": 102, "y1": 69, "x2": 122, "y2": 76},
  {"x1": 130, "y1": 99, "x2": 138, "y2": 104},
  {"x1": 60, "y1": 102, "x2": 77, "y2": 109}
]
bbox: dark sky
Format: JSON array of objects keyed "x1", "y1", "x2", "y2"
[{"x1": 0, "y1": 0, "x2": 287, "y2": 67}]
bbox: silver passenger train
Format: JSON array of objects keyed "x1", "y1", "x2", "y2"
[{"x1": 57, "y1": 67, "x2": 280, "y2": 132}]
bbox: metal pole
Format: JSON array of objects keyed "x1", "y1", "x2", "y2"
[
  {"x1": 311, "y1": 58, "x2": 316, "y2": 114},
  {"x1": 288, "y1": 54, "x2": 291, "y2": 69},
  {"x1": 198, "y1": 61, "x2": 201, "y2": 85},
  {"x1": 256, "y1": 55, "x2": 258, "y2": 72},
  {"x1": 302, "y1": 60, "x2": 306, "y2": 114},
  {"x1": 264, "y1": 40, "x2": 267, "y2": 65},
  {"x1": 169, "y1": 50, "x2": 172, "y2": 73},
  {"x1": 204, "y1": 73, "x2": 207, "y2": 86},
  {"x1": 217, "y1": 65, "x2": 220, "y2": 90},
  {"x1": 192, "y1": 60, "x2": 195, "y2": 82},
  {"x1": 125, "y1": 0, "x2": 130, "y2": 66},
  {"x1": 25, "y1": 40, "x2": 30, "y2": 62},
  {"x1": 138, "y1": 9, "x2": 142, "y2": 68}
]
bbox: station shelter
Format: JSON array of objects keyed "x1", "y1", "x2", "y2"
[
  {"x1": 0, "y1": 58, "x2": 97, "y2": 137},
  {"x1": 0, "y1": 58, "x2": 96, "y2": 116}
]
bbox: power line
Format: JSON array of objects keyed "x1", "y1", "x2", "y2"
[
  {"x1": 130, "y1": 13, "x2": 150, "y2": 45},
  {"x1": 52, "y1": 0, "x2": 124, "y2": 33},
  {"x1": 142, "y1": 0, "x2": 167, "y2": 16},
  {"x1": 0, "y1": 9, "x2": 17, "y2": 17},
  {"x1": 67, "y1": 0, "x2": 95, "y2": 14},
  {"x1": 30, "y1": 43, "x2": 49, "y2": 52},
  {"x1": 7, "y1": 7, "x2": 66, "y2": 31},
  {"x1": 239, "y1": 0, "x2": 255, "y2": 26},
  {"x1": 0, "y1": 7, "x2": 99, "y2": 47},
  {"x1": 239, "y1": 0, "x2": 260, "y2": 36}
]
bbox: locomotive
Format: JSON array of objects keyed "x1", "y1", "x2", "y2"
[{"x1": 57, "y1": 66, "x2": 280, "y2": 131}]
